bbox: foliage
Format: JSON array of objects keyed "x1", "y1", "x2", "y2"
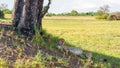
[
  {"x1": 96, "y1": 5, "x2": 109, "y2": 19},
  {"x1": 0, "y1": 3, "x2": 11, "y2": 18},
  {"x1": 3, "y1": 9, "x2": 12, "y2": 14},
  {"x1": 46, "y1": 5, "x2": 110, "y2": 17},
  {"x1": 0, "y1": 10, "x2": 4, "y2": 18},
  {"x1": 99, "y1": 5, "x2": 109, "y2": 14},
  {"x1": 46, "y1": 13, "x2": 56, "y2": 16},
  {"x1": 46, "y1": 12, "x2": 97, "y2": 16},
  {"x1": 33, "y1": 24, "x2": 45, "y2": 44},
  {"x1": 70, "y1": 10, "x2": 78, "y2": 16},
  {"x1": 96, "y1": 13, "x2": 109, "y2": 19},
  {"x1": 96, "y1": 10, "x2": 103, "y2": 16}
]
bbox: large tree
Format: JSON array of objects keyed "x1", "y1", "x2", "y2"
[
  {"x1": 12, "y1": 0, "x2": 51, "y2": 37},
  {"x1": 98, "y1": 5, "x2": 109, "y2": 15}
]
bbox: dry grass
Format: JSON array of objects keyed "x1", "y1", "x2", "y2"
[
  {"x1": 4, "y1": 14, "x2": 12, "y2": 19},
  {"x1": 44, "y1": 16, "x2": 96, "y2": 20},
  {"x1": 4, "y1": 14, "x2": 96, "y2": 20}
]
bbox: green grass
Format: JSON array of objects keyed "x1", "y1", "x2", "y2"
[
  {"x1": 0, "y1": 18, "x2": 12, "y2": 23},
  {"x1": 43, "y1": 19, "x2": 120, "y2": 66}
]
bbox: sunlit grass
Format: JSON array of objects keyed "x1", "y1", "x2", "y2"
[
  {"x1": 0, "y1": 18, "x2": 12, "y2": 23},
  {"x1": 43, "y1": 19, "x2": 120, "y2": 65}
]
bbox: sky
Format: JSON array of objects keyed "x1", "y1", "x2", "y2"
[{"x1": 0, "y1": 0, "x2": 120, "y2": 14}]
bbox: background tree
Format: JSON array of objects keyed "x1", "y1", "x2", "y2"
[
  {"x1": 13, "y1": 0, "x2": 51, "y2": 37},
  {"x1": 98, "y1": 5, "x2": 109, "y2": 14},
  {"x1": 71, "y1": 10, "x2": 78, "y2": 16},
  {"x1": 96, "y1": 5, "x2": 109, "y2": 19},
  {"x1": 3, "y1": 9, "x2": 12, "y2": 14},
  {"x1": 0, "y1": 10, "x2": 4, "y2": 18},
  {"x1": 0, "y1": 3, "x2": 7, "y2": 11},
  {"x1": 0, "y1": 3, "x2": 8, "y2": 18}
]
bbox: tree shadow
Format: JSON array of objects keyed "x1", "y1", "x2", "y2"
[
  {"x1": 92, "y1": 51, "x2": 120, "y2": 67},
  {"x1": 41, "y1": 29, "x2": 120, "y2": 67}
]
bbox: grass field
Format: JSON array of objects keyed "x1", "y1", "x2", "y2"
[
  {"x1": 0, "y1": 16, "x2": 120, "y2": 67},
  {"x1": 42, "y1": 17, "x2": 120, "y2": 66}
]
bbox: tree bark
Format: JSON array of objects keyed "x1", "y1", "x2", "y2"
[{"x1": 13, "y1": 0, "x2": 44, "y2": 36}]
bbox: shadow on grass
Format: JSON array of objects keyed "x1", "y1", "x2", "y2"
[
  {"x1": 92, "y1": 52, "x2": 120, "y2": 67},
  {"x1": 41, "y1": 29, "x2": 120, "y2": 67}
]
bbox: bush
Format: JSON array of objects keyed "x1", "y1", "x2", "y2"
[
  {"x1": 96, "y1": 14, "x2": 109, "y2": 19},
  {"x1": 0, "y1": 10, "x2": 4, "y2": 18},
  {"x1": 71, "y1": 10, "x2": 78, "y2": 16},
  {"x1": 3, "y1": 9, "x2": 12, "y2": 14}
]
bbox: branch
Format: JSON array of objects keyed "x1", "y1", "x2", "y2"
[{"x1": 40, "y1": 0, "x2": 51, "y2": 18}]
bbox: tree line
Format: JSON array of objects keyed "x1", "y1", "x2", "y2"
[
  {"x1": 0, "y1": 3, "x2": 109, "y2": 20},
  {"x1": 46, "y1": 5, "x2": 110, "y2": 19},
  {"x1": 46, "y1": 11, "x2": 104, "y2": 16}
]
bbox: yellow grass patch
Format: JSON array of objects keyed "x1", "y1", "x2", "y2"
[{"x1": 4, "y1": 14, "x2": 12, "y2": 19}]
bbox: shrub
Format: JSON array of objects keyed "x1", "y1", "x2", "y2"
[
  {"x1": 0, "y1": 10, "x2": 4, "y2": 18},
  {"x1": 96, "y1": 14, "x2": 109, "y2": 19},
  {"x1": 71, "y1": 10, "x2": 78, "y2": 16},
  {"x1": 3, "y1": 9, "x2": 12, "y2": 14}
]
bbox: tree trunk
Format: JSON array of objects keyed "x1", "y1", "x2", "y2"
[{"x1": 13, "y1": 0, "x2": 44, "y2": 36}]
